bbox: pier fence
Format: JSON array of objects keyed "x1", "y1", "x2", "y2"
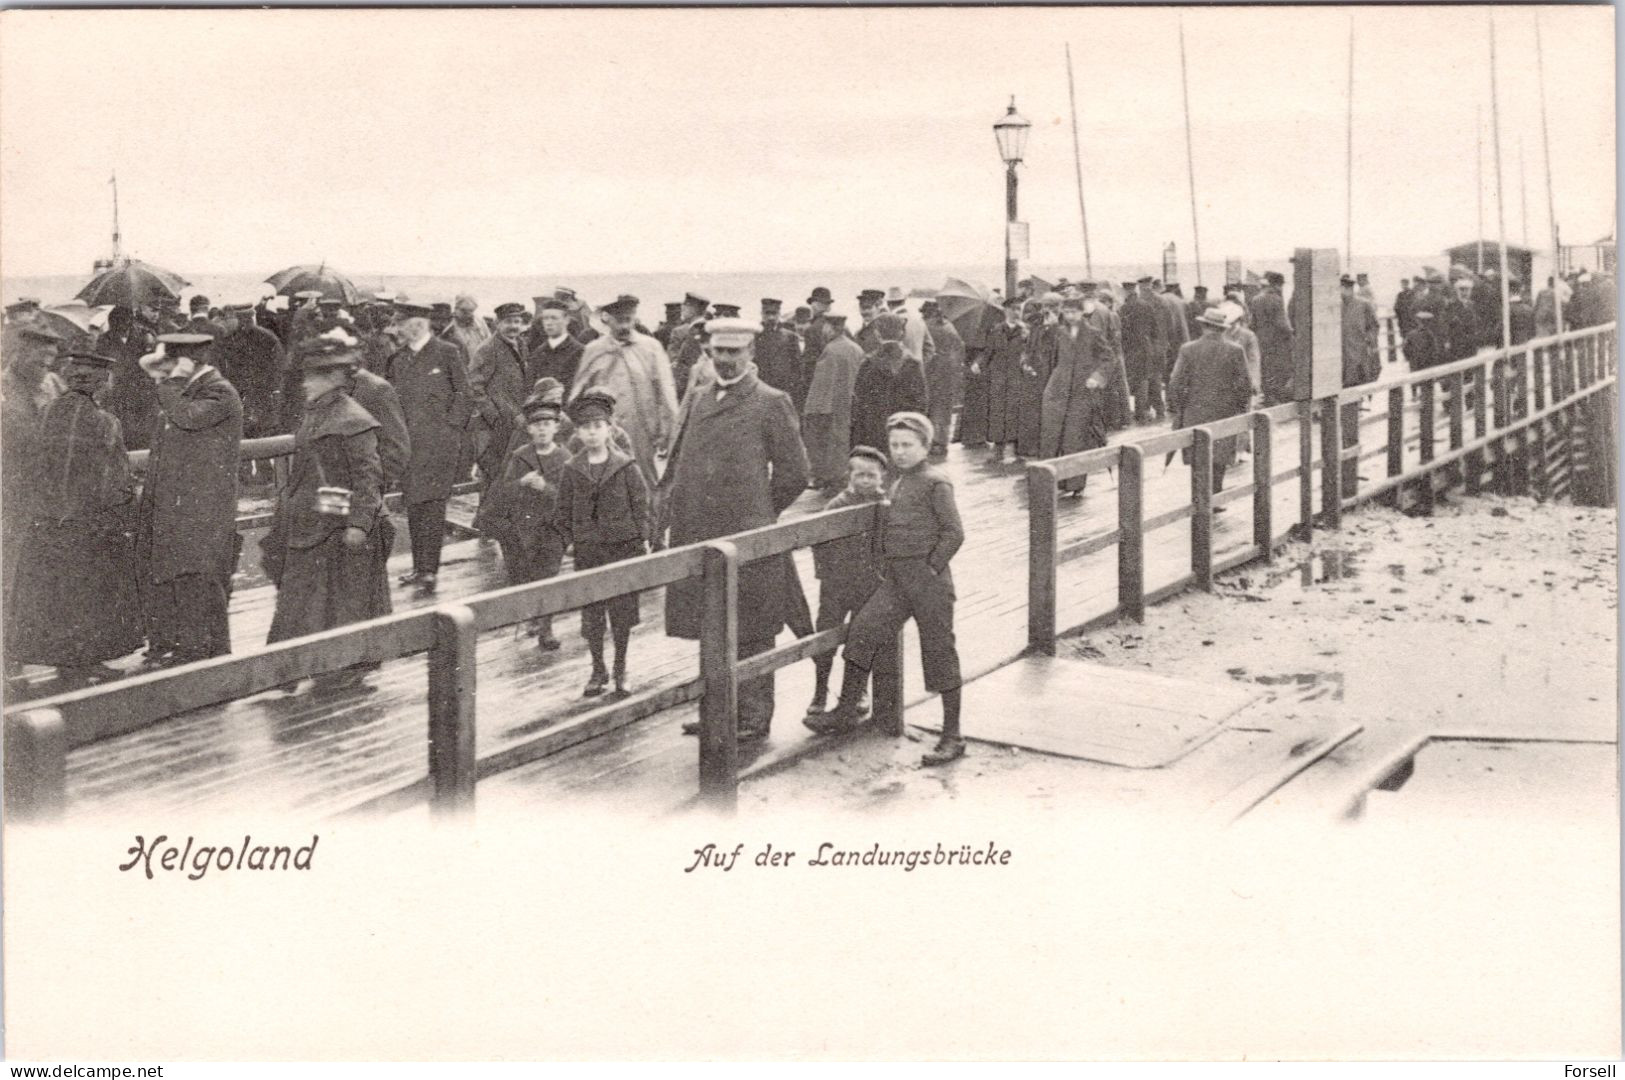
[{"x1": 1026, "y1": 322, "x2": 1617, "y2": 651}]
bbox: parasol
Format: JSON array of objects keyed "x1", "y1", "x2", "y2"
[
  {"x1": 936, "y1": 277, "x2": 998, "y2": 349},
  {"x1": 75, "y1": 258, "x2": 189, "y2": 309},
  {"x1": 265, "y1": 263, "x2": 359, "y2": 304}
]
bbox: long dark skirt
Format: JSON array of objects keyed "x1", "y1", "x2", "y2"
[
  {"x1": 958, "y1": 370, "x2": 990, "y2": 445},
  {"x1": 267, "y1": 520, "x2": 393, "y2": 644},
  {"x1": 6, "y1": 520, "x2": 144, "y2": 667}
]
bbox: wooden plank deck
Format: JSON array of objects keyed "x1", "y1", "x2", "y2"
[{"x1": 31, "y1": 353, "x2": 1537, "y2": 819}]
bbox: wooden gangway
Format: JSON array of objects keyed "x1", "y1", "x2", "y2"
[{"x1": 4, "y1": 323, "x2": 1615, "y2": 821}]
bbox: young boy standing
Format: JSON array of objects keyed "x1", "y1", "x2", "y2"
[
  {"x1": 483, "y1": 388, "x2": 572, "y2": 650},
  {"x1": 555, "y1": 388, "x2": 651, "y2": 697},
  {"x1": 804, "y1": 444, "x2": 889, "y2": 722},
  {"x1": 807, "y1": 412, "x2": 967, "y2": 765}
]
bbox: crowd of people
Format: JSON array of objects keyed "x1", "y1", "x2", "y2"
[{"x1": 0, "y1": 260, "x2": 1613, "y2": 764}]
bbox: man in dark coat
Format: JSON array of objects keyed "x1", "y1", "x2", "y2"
[
  {"x1": 849, "y1": 313, "x2": 928, "y2": 454},
  {"x1": 468, "y1": 302, "x2": 531, "y2": 499},
  {"x1": 134, "y1": 333, "x2": 244, "y2": 666},
  {"x1": 1393, "y1": 278, "x2": 1416, "y2": 337},
  {"x1": 391, "y1": 304, "x2": 474, "y2": 590},
  {"x1": 662, "y1": 317, "x2": 810, "y2": 739},
  {"x1": 524, "y1": 299, "x2": 585, "y2": 389},
  {"x1": 94, "y1": 306, "x2": 160, "y2": 450},
  {"x1": 921, "y1": 300, "x2": 965, "y2": 458},
  {"x1": 4, "y1": 352, "x2": 144, "y2": 682},
  {"x1": 753, "y1": 298, "x2": 803, "y2": 404},
  {"x1": 1157, "y1": 281, "x2": 1191, "y2": 384},
  {"x1": 1339, "y1": 277, "x2": 1381, "y2": 493},
  {"x1": 1248, "y1": 271, "x2": 1294, "y2": 406},
  {"x1": 1440, "y1": 278, "x2": 1481, "y2": 362},
  {"x1": 1168, "y1": 307, "x2": 1254, "y2": 495},
  {"x1": 1471, "y1": 270, "x2": 1504, "y2": 350},
  {"x1": 215, "y1": 304, "x2": 288, "y2": 439},
  {"x1": 181, "y1": 295, "x2": 226, "y2": 355},
  {"x1": 263, "y1": 336, "x2": 392, "y2": 692},
  {"x1": 1508, "y1": 282, "x2": 1536, "y2": 346},
  {"x1": 799, "y1": 286, "x2": 838, "y2": 407},
  {"x1": 1403, "y1": 310, "x2": 1443, "y2": 372}
]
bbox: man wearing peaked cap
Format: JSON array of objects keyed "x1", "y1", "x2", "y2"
[
  {"x1": 525, "y1": 297, "x2": 585, "y2": 389},
  {"x1": 468, "y1": 300, "x2": 533, "y2": 504},
  {"x1": 391, "y1": 298, "x2": 474, "y2": 590},
  {"x1": 665, "y1": 293, "x2": 711, "y2": 397},
  {"x1": 755, "y1": 297, "x2": 804, "y2": 405},
  {"x1": 1248, "y1": 268, "x2": 1294, "y2": 405},
  {"x1": 3, "y1": 346, "x2": 145, "y2": 681},
  {"x1": 654, "y1": 302, "x2": 684, "y2": 350},
  {"x1": 134, "y1": 322, "x2": 244, "y2": 667},
  {"x1": 568, "y1": 293, "x2": 677, "y2": 486},
  {"x1": 661, "y1": 305, "x2": 810, "y2": 741}
]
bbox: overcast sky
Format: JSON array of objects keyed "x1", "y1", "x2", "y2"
[{"x1": 0, "y1": 5, "x2": 1614, "y2": 278}]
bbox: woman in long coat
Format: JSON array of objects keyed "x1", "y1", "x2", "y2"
[
  {"x1": 983, "y1": 302, "x2": 1028, "y2": 451},
  {"x1": 5, "y1": 352, "x2": 144, "y2": 678},
  {"x1": 1168, "y1": 309, "x2": 1255, "y2": 494},
  {"x1": 1015, "y1": 305, "x2": 1057, "y2": 459},
  {"x1": 264, "y1": 340, "x2": 391, "y2": 691},
  {"x1": 801, "y1": 315, "x2": 863, "y2": 491},
  {"x1": 1040, "y1": 302, "x2": 1118, "y2": 495}
]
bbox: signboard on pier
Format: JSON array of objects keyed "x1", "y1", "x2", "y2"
[
  {"x1": 1007, "y1": 221, "x2": 1030, "y2": 260},
  {"x1": 1291, "y1": 247, "x2": 1342, "y2": 401}
]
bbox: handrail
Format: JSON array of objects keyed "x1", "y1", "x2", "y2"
[
  {"x1": 1024, "y1": 322, "x2": 1616, "y2": 651},
  {"x1": 4, "y1": 499, "x2": 887, "y2": 821}
]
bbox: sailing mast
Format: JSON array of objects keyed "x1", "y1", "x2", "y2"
[
  {"x1": 1345, "y1": 17, "x2": 1355, "y2": 269},
  {"x1": 1177, "y1": 16, "x2": 1202, "y2": 287},
  {"x1": 110, "y1": 172, "x2": 122, "y2": 263},
  {"x1": 1535, "y1": 11, "x2": 1564, "y2": 333},
  {"x1": 1476, "y1": 106, "x2": 1485, "y2": 273},
  {"x1": 1519, "y1": 138, "x2": 1529, "y2": 249},
  {"x1": 1065, "y1": 43, "x2": 1093, "y2": 278},
  {"x1": 1487, "y1": 13, "x2": 1512, "y2": 350}
]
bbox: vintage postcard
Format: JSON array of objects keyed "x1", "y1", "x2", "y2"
[{"x1": 0, "y1": 3, "x2": 1617, "y2": 1062}]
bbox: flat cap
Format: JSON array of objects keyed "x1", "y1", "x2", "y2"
[
  {"x1": 566, "y1": 387, "x2": 617, "y2": 423},
  {"x1": 493, "y1": 302, "x2": 527, "y2": 320},
  {"x1": 848, "y1": 445, "x2": 888, "y2": 469}
]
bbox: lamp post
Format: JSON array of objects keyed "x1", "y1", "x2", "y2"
[{"x1": 994, "y1": 96, "x2": 1032, "y2": 299}]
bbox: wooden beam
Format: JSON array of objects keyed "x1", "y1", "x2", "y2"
[
  {"x1": 1252, "y1": 412, "x2": 1274, "y2": 560},
  {"x1": 4, "y1": 709, "x2": 67, "y2": 822},
  {"x1": 1117, "y1": 445, "x2": 1145, "y2": 622},
  {"x1": 696, "y1": 542, "x2": 739, "y2": 810},
  {"x1": 428, "y1": 605, "x2": 478, "y2": 817},
  {"x1": 1190, "y1": 428, "x2": 1214, "y2": 590},
  {"x1": 1027, "y1": 462, "x2": 1058, "y2": 655}
]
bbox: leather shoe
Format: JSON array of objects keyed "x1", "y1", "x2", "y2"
[
  {"x1": 583, "y1": 670, "x2": 609, "y2": 697},
  {"x1": 922, "y1": 737, "x2": 966, "y2": 766},
  {"x1": 397, "y1": 570, "x2": 424, "y2": 585}
]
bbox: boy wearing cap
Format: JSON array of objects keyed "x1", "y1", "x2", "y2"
[
  {"x1": 134, "y1": 334, "x2": 244, "y2": 667},
  {"x1": 556, "y1": 388, "x2": 651, "y2": 696},
  {"x1": 263, "y1": 333, "x2": 392, "y2": 691},
  {"x1": 483, "y1": 390, "x2": 572, "y2": 651},
  {"x1": 810, "y1": 411, "x2": 966, "y2": 765},
  {"x1": 804, "y1": 445, "x2": 889, "y2": 720},
  {"x1": 5, "y1": 351, "x2": 144, "y2": 684}
]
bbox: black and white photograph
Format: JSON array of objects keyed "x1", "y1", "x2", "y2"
[{"x1": 0, "y1": 3, "x2": 1617, "y2": 1062}]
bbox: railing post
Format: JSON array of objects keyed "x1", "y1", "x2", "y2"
[
  {"x1": 1252, "y1": 412, "x2": 1273, "y2": 560},
  {"x1": 1117, "y1": 445, "x2": 1145, "y2": 623},
  {"x1": 1190, "y1": 428, "x2": 1214, "y2": 590},
  {"x1": 1446, "y1": 370, "x2": 1466, "y2": 498},
  {"x1": 4, "y1": 708, "x2": 68, "y2": 823},
  {"x1": 1386, "y1": 386, "x2": 1405, "y2": 509},
  {"x1": 1297, "y1": 401, "x2": 1314, "y2": 541},
  {"x1": 1467, "y1": 362, "x2": 1488, "y2": 495},
  {"x1": 1491, "y1": 357, "x2": 1511, "y2": 494},
  {"x1": 1533, "y1": 346, "x2": 1548, "y2": 411},
  {"x1": 1383, "y1": 315, "x2": 1399, "y2": 367},
  {"x1": 427, "y1": 604, "x2": 478, "y2": 817},
  {"x1": 1026, "y1": 462, "x2": 1058, "y2": 655},
  {"x1": 697, "y1": 542, "x2": 739, "y2": 811},
  {"x1": 1417, "y1": 378, "x2": 1437, "y2": 514},
  {"x1": 1319, "y1": 397, "x2": 1343, "y2": 527},
  {"x1": 878, "y1": 630, "x2": 906, "y2": 738}
]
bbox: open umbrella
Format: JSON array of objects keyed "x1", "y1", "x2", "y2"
[
  {"x1": 76, "y1": 258, "x2": 189, "y2": 309},
  {"x1": 265, "y1": 263, "x2": 358, "y2": 305},
  {"x1": 937, "y1": 277, "x2": 998, "y2": 349}
]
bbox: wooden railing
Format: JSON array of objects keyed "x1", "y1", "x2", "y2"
[
  {"x1": 1027, "y1": 322, "x2": 1617, "y2": 650},
  {"x1": 4, "y1": 504, "x2": 893, "y2": 821},
  {"x1": 128, "y1": 435, "x2": 478, "y2": 531}
]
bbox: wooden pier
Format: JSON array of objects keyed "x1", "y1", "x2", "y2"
[{"x1": 4, "y1": 323, "x2": 1616, "y2": 821}]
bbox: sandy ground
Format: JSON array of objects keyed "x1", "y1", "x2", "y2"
[{"x1": 743, "y1": 490, "x2": 1618, "y2": 819}]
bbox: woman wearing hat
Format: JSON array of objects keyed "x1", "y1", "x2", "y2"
[
  {"x1": 263, "y1": 332, "x2": 393, "y2": 692},
  {"x1": 5, "y1": 351, "x2": 144, "y2": 684}
]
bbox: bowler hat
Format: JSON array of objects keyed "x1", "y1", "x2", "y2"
[
  {"x1": 1264, "y1": 271, "x2": 1285, "y2": 285},
  {"x1": 807, "y1": 287, "x2": 834, "y2": 305}
]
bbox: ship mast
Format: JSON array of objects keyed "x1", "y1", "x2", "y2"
[{"x1": 110, "y1": 172, "x2": 122, "y2": 264}]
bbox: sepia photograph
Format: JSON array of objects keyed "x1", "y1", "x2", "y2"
[{"x1": 0, "y1": 3, "x2": 1617, "y2": 1062}]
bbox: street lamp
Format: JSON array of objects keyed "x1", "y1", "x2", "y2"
[{"x1": 994, "y1": 95, "x2": 1032, "y2": 299}]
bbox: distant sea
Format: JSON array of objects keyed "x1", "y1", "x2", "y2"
[{"x1": 5, "y1": 254, "x2": 1479, "y2": 321}]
